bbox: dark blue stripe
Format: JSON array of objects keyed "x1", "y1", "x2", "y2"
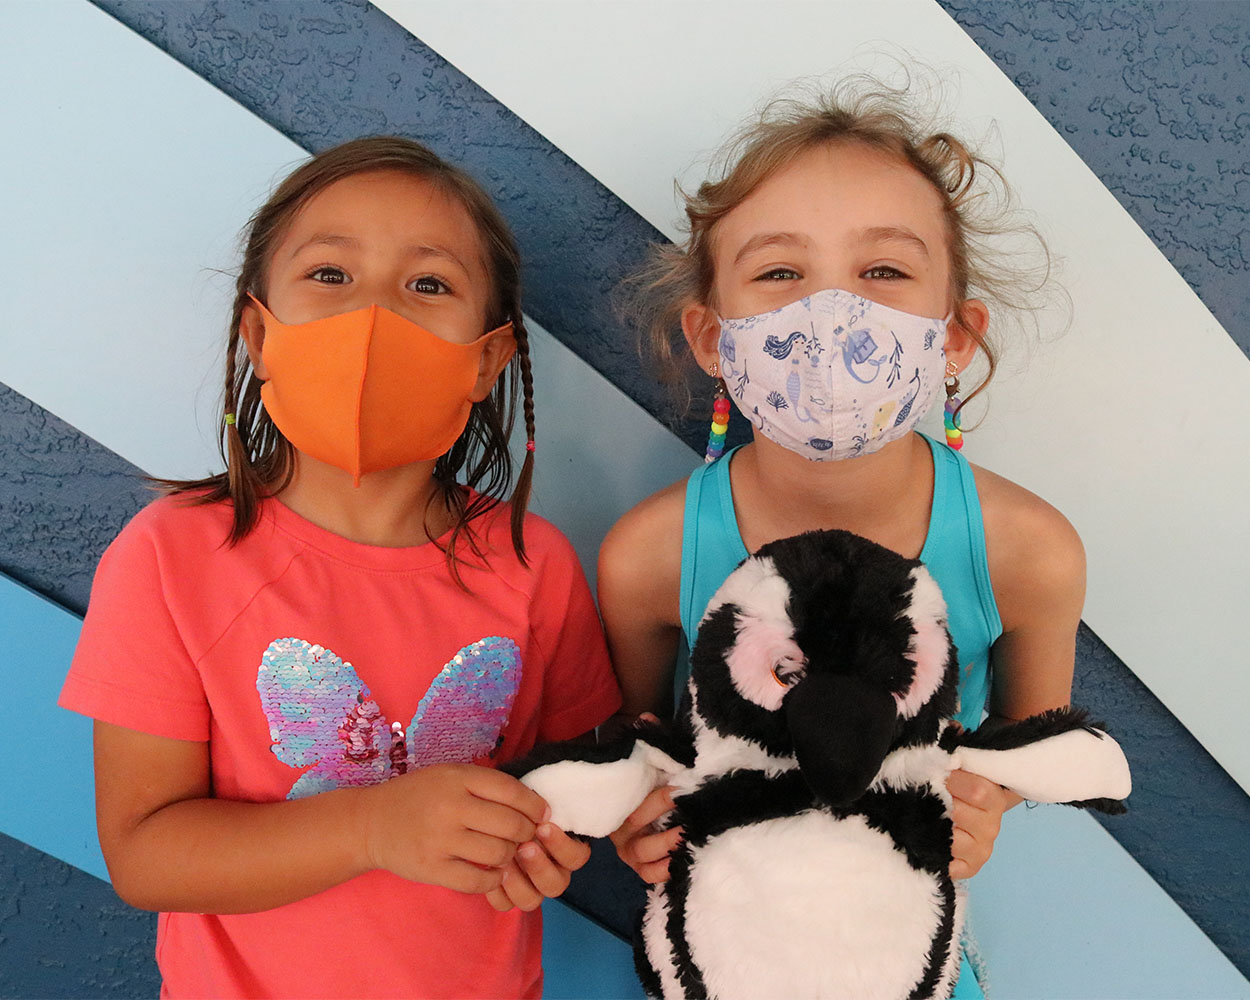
[
  {"x1": 1074, "y1": 623, "x2": 1250, "y2": 976},
  {"x1": 940, "y1": 0, "x2": 1250, "y2": 357},
  {"x1": 0, "y1": 382, "x2": 149, "y2": 616},
  {"x1": 90, "y1": 0, "x2": 728, "y2": 457},
  {"x1": 0, "y1": 832, "x2": 159, "y2": 998},
  {"x1": 0, "y1": 0, "x2": 1231, "y2": 985}
]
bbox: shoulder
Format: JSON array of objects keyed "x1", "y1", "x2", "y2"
[
  {"x1": 468, "y1": 505, "x2": 590, "y2": 604},
  {"x1": 599, "y1": 477, "x2": 686, "y2": 574},
  {"x1": 102, "y1": 493, "x2": 234, "y2": 566},
  {"x1": 597, "y1": 476, "x2": 688, "y2": 627},
  {"x1": 971, "y1": 464, "x2": 1086, "y2": 624},
  {"x1": 515, "y1": 508, "x2": 577, "y2": 560}
]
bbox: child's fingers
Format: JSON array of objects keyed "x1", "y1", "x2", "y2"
[
  {"x1": 451, "y1": 829, "x2": 523, "y2": 870},
  {"x1": 948, "y1": 827, "x2": 981, "y2": 880},
  {"x1": 611, "y1": 786, "x2": 675, "y2": 844},
  {"x1": 636, "y1": 856, "x2": 673, "y2": 884},
  {"x1": 461, "y1": 796, "x2": 540, "y2": 846},
  {"x1": 615, "y1": 825, "x2": 683, "y2": 884},
  {"x1": 946, "y1": 768, "x2": 994, "y2": 808},
  {"x1": 496, "y1": 858, "x2": 545, "y2": 911},
  {"x1": 485, "y1": 884, "x2": 515, "y2": 912},
  {"x1": 946, "y1": 768, "x2": 1015, "y2": 879},
  {"x1": 534, "y1": 823, "x2": 591, "y2": 873},
  {"x1": 512, "y1": 843, "x2": 566, "y2": 906},
  {"x1": 438, "y1": 859, "x2": 507, "y2": 895},
  {"x1": 464, "y1": 766, "x2": 551, "y2": 826},
  {"x1": 633, "y1": 826, "x2": 684, "y2": 866}
]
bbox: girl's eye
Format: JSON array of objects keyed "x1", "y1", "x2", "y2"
[
  {"x1": 410, "y1": 276, "x2": 449, "y2": 295},
  {"x1": 862, "y1": 265, "x2": 909, "y2": 280},
  {"x1": 308, "y1": 266, "x2": 349, "y2": 285},
  {"x1": 754, "y1": 267, "x2": 801, "y2": 282}
]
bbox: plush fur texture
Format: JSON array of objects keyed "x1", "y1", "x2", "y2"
[{"x1": 513, "y1": 530, "x2": 1131, "y2": 999}]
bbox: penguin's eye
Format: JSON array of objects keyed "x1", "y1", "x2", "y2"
[{"x1": 771, "y1": 656, "x2": 806, "y2": 689}]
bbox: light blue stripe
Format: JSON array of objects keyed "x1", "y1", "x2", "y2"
[
  {"x1": 0, "y1": 0, "x2": 1239, "y2": 986},
  {"x1": 542, "y1": 900, "x2": 642, "y2": 1000},
  {"x1": 0, "y1": 572, "x2": 107, "y2": 881}
]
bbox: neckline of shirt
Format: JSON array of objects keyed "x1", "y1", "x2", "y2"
[{"x1": 260, "y1": 494, "x2": 480, "y2": 572}]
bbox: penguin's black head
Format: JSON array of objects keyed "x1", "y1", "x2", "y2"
[{"x1": 688, "y1": 529, "x2": 959, "y2": 806}]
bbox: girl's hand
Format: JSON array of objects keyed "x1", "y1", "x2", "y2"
[
  {"x1": 946, "y1": 768, "x2": 1022, "y2": 879},
  {"x1": 365, "y1": 763, "x2": 549, "y2": 894},
  {"x1": 610, "y1": 785, "x2": 683, "y2": 884},
  {"x1": 483, "y1": 823, "x2": 593, "y2": 912}
]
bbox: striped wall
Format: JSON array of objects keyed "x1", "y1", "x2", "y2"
[{"x1": 1, "y1": 1, "x2": 1247, "y2": 997}]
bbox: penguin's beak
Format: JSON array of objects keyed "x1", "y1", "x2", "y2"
[{"x1": 785, "y1": 673, "x2": 898, "y2": 807}]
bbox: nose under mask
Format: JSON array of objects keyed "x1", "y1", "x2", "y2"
[
  {"x1": 250, "y1": 296, "x2": 513, "y2": 484},
  {"x1": 717, "y1": 288, "x2": 948, "y2": 461}
]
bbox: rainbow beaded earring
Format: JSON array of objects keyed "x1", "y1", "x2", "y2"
[
  {"x1": 944, "y1": 360, "x2": 964, "y2": 451},
  {"x1": 706, "y1": 364, "x2": 731, "y2": 463}
]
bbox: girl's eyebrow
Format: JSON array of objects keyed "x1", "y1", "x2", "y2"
[
  {"x1": 403, "y1": 243, "x2": 472, "y2": 274},
  {"x1": 853, "y1": 226, "x2": 930, "y2": 257},
  {"x1": 287, "y1": 233, "x2": 359, "y2": 259},
  {"x1": 285, "y1": 234, "x2": 471, "y2": 273},
  {"x1": 732, "y1": 231, "x2": 810, "y2": 266}
]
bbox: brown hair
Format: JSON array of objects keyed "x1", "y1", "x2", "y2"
[
  {"x1": 627, "y1": 75, "x2": 1055, "y2": 417},
  {"x1": 162, "y1": 136, "x2": 537, "y2": 569}
]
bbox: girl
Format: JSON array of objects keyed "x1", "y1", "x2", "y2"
[
  {"x1": 601, "y1": 83, "x2": 1082, "y2": 993},
  {"x1": 59, "y1": 137, "x2": 621, "y2": 999}
]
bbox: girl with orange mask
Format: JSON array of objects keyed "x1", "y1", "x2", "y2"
[{"x1": 60, "y1": 137, "x2": 620, "y2": 999}]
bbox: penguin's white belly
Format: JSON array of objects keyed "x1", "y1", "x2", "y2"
[{"x1": 683, "y1": 810, "x2": 945, "y2": 1000}]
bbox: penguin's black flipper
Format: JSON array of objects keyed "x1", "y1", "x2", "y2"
[
  {"x1": 501, "y1": 721, "x2": 692, "y2": 839},
  {"x1": 947, "y1": 705, "x2": 1104, "y2": 751},
  {"x1": 948, "y1": 708, "x2": 1131, "y2": 812}
]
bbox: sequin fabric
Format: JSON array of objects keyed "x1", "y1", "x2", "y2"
[{"x1": 257, "y1": 635, "x2": 521, "y2": 799}]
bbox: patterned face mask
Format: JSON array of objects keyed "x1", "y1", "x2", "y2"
[{"x1": 717, "y1": 288, "x2": 949, "y2": 462}]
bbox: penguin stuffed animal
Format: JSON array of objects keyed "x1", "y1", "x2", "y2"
[{"x1": 509, "y1": 529, "x2": 1131, "y2": 1000}]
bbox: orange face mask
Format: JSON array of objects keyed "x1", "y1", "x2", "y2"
[{"x1": 249, "y1": 296, "x2": 514, "y2": 485}]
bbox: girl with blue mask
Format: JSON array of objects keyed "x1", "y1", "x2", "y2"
[{"x1": 599, "y1": 82, "x2": 1078, "y2": 998}]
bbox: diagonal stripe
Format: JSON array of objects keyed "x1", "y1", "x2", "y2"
[
  {"x1": 374, "y1": 1, "x2": 1250, "y2": 804},
  {"x1": 0, "y1": 382, "x2": 150, "y2": 617},
  {"x1": 17, "y1": 0, "x2": 1240, "y2": 984},
  {"x1": 939, "y1": 0, "x2": 1250, "y2": 358},
  {"x1": 1074, "y1": 623, "x2": 1250, "y2": 977},
  {"x1": 89, "y1": 0, "x2": 723, "y2": 457},
  {"x1": 0, "y1": 833, "x2": 160, "y2": 998},
  {"x1": 0, "y1": 572, "x2": 101, "y2": 879}
]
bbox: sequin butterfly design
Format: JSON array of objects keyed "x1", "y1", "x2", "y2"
[{"x1": 257, "y1": 636, "x2": 521, "y2": 799}]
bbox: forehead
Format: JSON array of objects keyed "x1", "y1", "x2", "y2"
[
  {"x1": 715, "y1": 142, "x2": 950, "y2": 260},
  {"x1": 281, "y1": 169, "x2": 485, "y2": 264}
]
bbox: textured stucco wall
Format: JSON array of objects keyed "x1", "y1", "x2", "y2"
[
  {"x1": 941, "y1": 0, "x2": 1250, "y2": 355},
  {"x1": 0, "y1": 384, "x2": 149, "y2": 617},
  {"x1": 0, "y1": 833, "x2": 159, "y2": 998},
  {"x1": 940, "y1": 2, "x2": 1250, "y2": 969},
  {"x1": 2, "y1": 1, "x2": 1248, "y2": 995}
]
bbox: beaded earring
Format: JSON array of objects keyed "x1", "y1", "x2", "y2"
[
  {"x1": 944, "y1": 360, "x2": 964, "y2": 451},
  {"x1": 706, "y1": 363, "x2": 731, "y2": 464}
]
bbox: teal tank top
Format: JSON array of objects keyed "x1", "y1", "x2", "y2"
[{"x1": 677, "y1": 433, "x2": 1002, "y2": 730}]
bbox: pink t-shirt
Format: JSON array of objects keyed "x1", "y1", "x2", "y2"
[{"x1": 60, "y1": 495, "x2": 621, "y2": 999}]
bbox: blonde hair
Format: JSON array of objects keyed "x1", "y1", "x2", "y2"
[{"x1": 627, "y1": 75, "x2": 1056, "y2": 417}]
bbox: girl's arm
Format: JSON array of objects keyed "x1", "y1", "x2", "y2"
[
  {"x1": 597, "y1": 482, "x2": 687, "y2": 719},
  {"x1": 597, "y1": 484, "x2": 688, "y2": 881},
  {"x1": 95, "y1": 721, "x2": 549, "y2": 914},
  {"x1": 947, "y1": 469, "x2": 1086, "y2": 879}
]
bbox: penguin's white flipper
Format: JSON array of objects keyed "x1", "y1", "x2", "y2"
[
  {"x1": 953, "y1": 727, "x2": 1131, "y2": 807},
  {"x1": 515, "y1": 739, "x2": 689, "y2": 838}
]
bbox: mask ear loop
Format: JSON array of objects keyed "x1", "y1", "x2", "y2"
[{"x1": 705, "y1": 363, "x2": 731, "y2": 464}]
